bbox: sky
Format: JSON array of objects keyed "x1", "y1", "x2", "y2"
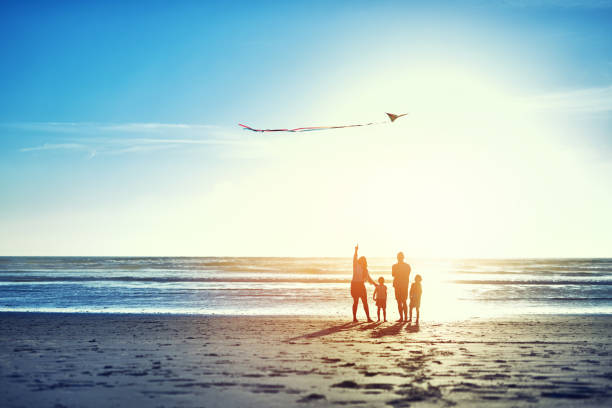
[{"x1": 1, "y1": 0, "x2": 611, "y2": 257}]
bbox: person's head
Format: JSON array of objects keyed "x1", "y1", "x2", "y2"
[
  {"x1": 378, "y1": 277, "x2": 384, "y2": 285},
  {"x1": 397, "y1": 252, "x2": 404, "y2": 262},
  {"x1": 358, "y1": 256, "x2": 367, "y2": 269},
  {"x1": 415, "y1": 274, "x2": 422, "y2": 282}
]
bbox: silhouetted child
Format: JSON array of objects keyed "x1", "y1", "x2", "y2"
[
  {"x1": 408, "y1": 274, "x2": 422, "y2": 324},
  {"x1": 373, "y1": 277, "x2": 387, "y2": 322}
]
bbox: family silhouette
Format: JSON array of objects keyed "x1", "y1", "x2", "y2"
[{"x1": 351, "y1": 245, "x2": 422, "y2": 324}]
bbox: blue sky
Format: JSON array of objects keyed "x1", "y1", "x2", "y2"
[{"x1": 1, "y1": 1, "x2": 611, "y2": 256}]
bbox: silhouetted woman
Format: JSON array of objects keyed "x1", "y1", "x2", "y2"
[{"x1": 351, "y1": 244, "x2": 376, "y2": 322}]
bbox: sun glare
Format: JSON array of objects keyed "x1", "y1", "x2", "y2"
[{"x1": 162, "y1": 63, "x2": 587, "y2": 258}]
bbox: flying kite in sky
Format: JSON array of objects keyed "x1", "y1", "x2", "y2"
[{"x1": 239, "y1": 112, "x2": 408, "y2": 133}]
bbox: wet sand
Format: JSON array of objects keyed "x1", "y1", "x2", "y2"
[{"x1": 1, "y1": 313, "x2": 611, "y2": 407}]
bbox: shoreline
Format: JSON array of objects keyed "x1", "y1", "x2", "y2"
[{"x1": 2, "y1": 313, "x2": 611, "y2": 407}]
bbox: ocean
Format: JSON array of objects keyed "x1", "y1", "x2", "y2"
[{"x1": 0, "y1": 257, "x2": 610, "y2": 320}]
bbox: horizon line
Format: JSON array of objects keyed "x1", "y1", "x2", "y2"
[{"x1": 0, "y1": 254, "x2": 610, "y2": 260}]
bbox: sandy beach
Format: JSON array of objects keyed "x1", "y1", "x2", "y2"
[{"x1": 1, "y1": 313, "x2": 611, "y2": 407}]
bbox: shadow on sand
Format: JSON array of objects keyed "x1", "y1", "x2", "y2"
[
  {"x1": 285, "y1": 322, "x2": 361, "y2": 342},
  {"x1": 359, "y1": 322, "x2": 383, "y2": 331},
  {"x1": 405, "y1": 323, "x2": 420, "y2": 333},
  {"x1": 286, "y1": 320, "x2": 419, "y2": 342},
  {"x1": 371, "y1": 322, "x2": 407, "y2": 338}
]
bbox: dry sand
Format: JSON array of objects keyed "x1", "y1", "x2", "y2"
[{"x1": 1, "y1": 312, "x2": 611, "y2": 407}]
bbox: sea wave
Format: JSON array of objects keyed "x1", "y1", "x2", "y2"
[
  {"x1": 452, "y1": 279, "x2": 612, "y2": 285},
  {"x1": 1, "y1": 275, "x2": 611, "y2": 286},
  {"x1": 1, "y1": 257, "x2": 611, "y2": 317}
]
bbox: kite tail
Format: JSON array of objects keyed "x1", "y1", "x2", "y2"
[{"x1": 239, "y1": 121, "x2": 388, "y2": 133}]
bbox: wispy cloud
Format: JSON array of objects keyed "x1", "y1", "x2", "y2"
[
  {"x1": 7, "y1": 122, "x2": 218, "y2": 134},
  {"x1": 19, "y1": 143, "x2": 85, "y2": 152},
  {"x1": 524, "y1": 85, "x2": 612, "y2": 113},
  {"x1": 101, "y1": 123, "x2": 215, "y2": 132},
  {"x1": 10, "y1": 122, "x2": 258, "y2": 158}
]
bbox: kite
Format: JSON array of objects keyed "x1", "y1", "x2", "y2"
[{"x1": 239, "y1": 112, "x2": 408, "y2": 133}]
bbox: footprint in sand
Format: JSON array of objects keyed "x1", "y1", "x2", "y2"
[
  {"x1": 297, "y1": 393, "x2": 326, "y2": 403},
  {"x1": 321, "y1": 357, "x2": 342, "y2": 364},
  {"x1": 331, "y1": 380, "x2": 360, "y2": 389}
]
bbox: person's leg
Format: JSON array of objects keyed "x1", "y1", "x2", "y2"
[
  {"x1": 383, "y1": 306, "x2": 387, "y2": 322},
  {"x1": 396, "y1": 302, "x2": 403, "y2": 321},
  {"x1": 352, "y1": 297, "x2": 359, "y2": 322},
  {"x1": 416, "y1": 307, "x2": 420, "y2": 324},
  {"x1": 408, "y1": 305, "x2": 412, "y2": 322},
  {"x1": 362, "y1": 295, "x2": 372, "y2": 322},
  {"x1": 400, "y1": 287, "x2": 408, "y2": 321},
  {"x1": 395, "y1": 289, "x2": 403, "y2": 321},
  {"x1": 377, "y1": 307, "x2": 381, "y2": 321}
]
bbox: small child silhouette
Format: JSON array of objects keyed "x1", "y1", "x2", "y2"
[
  {"x1": 373, "y1": 277, "x2": 388, "y2": 322},
  {"x1": 408, "y1": 274, "x2": 422, "y2": 324}
]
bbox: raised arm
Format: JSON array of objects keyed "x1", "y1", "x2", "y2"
[{"x1": 353, "y1": 244, "x2": 359, "y2": 263}]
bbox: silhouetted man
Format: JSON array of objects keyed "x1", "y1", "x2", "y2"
[{"x1": 392, "y1": 252, "x2": 411, "y2": 321}]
